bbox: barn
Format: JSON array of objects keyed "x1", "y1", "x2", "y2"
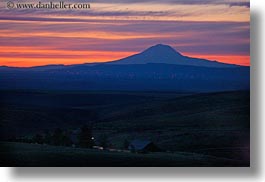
[{"x1": 128, "y1": 140, "x2": 161, "y2": 153}]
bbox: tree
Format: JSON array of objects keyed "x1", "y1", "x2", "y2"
[
  {"x1": 33, "y1": 134, "x2": 44, "y2": 144},
  {"x1": 123, "y1": 139, "x2": 130, "y2": 150},
  {"x1": 79, "y1": 125, "x2": 94, "y2": 148},
  {"x1": 52, "y1": 128, "x2": 64, "y2": 146},
  {"x1": 98, "y1": 134, "x2": 109, "y2": 150},
  {"x1": 61, "y1": 132, "x2": 72, "y2": 146},
  {"x1": 44, "y1": 131, "x2": 52, "y2": 145}
]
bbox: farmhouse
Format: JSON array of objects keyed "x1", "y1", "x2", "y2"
[{"x1": 128, "y1": 140, "x2": 161, "y2": 153}]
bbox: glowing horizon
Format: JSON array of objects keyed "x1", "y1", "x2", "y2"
[{"x1": 0, "y1": 47, "x2": 250, "y2": 67}]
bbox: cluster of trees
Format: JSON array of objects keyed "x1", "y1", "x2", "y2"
[
  {"x1": 34, "y1": 128, "x2": 73, "y2": 147},
  {"x1": 11, "y1": 125, "x2": 95, "y2": 148},
  {"x1": 10, "y1": 125, "x2": 127, "y2": 150}
]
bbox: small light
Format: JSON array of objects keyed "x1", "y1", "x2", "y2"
[{"x1": 91, "y1": 137, "x2": 94, "y2": 140}]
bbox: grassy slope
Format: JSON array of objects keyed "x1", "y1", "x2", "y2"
[
  {"x1": 0, "y1": 90, "x2": 186, "y2": 137},
  {"x1": 95, "y1": 91, "x2": 249, "y2": 151},
  {"x1": 0, "y1": 142, "x2": 248, "y2": 167},
  {"x1": 0, "y1": 90, "x2": 250, "y2": 164}
]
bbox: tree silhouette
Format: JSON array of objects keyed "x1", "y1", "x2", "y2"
[
  {"x1": 61, "y1": 132, "x2": 72, "y2": 146},
  {"x1": 44, "y1": 131, "x2": 52, "y2": 145},
  {"x1": 33, "y1": 134, "x2": 44, "y2": 144},
  {"x1": 52, "y1": 128, "x2": 64, "y2": 146},
  {"x1": 123, "y1": 139, "x2": 130, "y2": 150},
  {"x1": 78, "y1": 125, "x2": 94, "y2": 148},
  {"x1": 98, "y1": 134, "x2": 109, "y2": 150}
]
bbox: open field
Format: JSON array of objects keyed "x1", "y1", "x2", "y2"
[{"x1": 0, "y1": 142, "x2": 248, "y2": 167}]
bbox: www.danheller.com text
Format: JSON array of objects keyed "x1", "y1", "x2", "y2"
[{"x1": 6, "y1": 1, "x2": 91, "y2": 9}]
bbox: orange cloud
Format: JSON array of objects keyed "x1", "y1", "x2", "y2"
[{"x1": 0, "y1": 31, "x2": 175, "y2": 40}]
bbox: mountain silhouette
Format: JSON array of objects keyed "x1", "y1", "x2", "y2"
[
  {"x1": 109, "y1": 44, "x2": 237, "y2": 67},
  {"x1": 0, "y1": 44, "x2": 249, "y2": 92}
]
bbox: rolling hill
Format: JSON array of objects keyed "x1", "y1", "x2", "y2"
[{"x1": 0, "y1": 90, "x2": 250, "y2": 163}]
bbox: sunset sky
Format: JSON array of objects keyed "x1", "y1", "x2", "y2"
[{"x1": 0, "y1": 0, "x2": 250, "y2": 67}]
